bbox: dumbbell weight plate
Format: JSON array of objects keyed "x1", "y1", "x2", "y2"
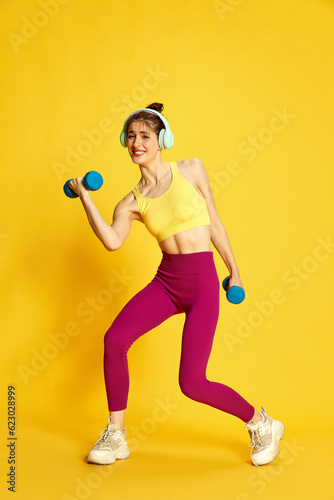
[
  {"x1": 63, "y1": 179, "x2": 78, "y2": 198},
  {"x1": 83, "y1": 171, "x2": 103, "y2": 191},
  {"x1": 222, "y1": 276, "x2": 245, "y2": 304},
  {"x1": 222, "y1": 276, "x2": 230, "y2": 291},
  {"x1": 226, "y1": 286, "x2": 245, "y2": 304}
]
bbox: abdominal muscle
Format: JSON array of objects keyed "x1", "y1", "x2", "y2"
[{"x1": 158, "y1": 225, "x2": 212, "y2": 254}]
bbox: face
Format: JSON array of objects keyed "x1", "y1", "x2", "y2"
[{"x1": 127, "y1": 121, "x2": 161, "y2": 164}]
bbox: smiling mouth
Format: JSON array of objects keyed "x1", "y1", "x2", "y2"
[{"x1": 132, "y1": 150, "x2": 146, "y2": 156}]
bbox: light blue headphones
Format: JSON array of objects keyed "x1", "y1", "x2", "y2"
[{"x1": 120, "y1": 108, "x2": 174, "y2": 149}]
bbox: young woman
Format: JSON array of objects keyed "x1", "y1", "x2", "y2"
[{"x1": 69, "y1": 102, "x2": 284, "y2": 467}]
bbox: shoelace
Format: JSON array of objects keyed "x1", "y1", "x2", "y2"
[
  {"x1": 98, "y1": 427, "x2": 122, "y2": 443},
  {"x1": 247, "y1": 423, "x2": 265, "y2": 468},
  {"x1": 248, "y1": 423, "x2": 265, "y2": 451}
]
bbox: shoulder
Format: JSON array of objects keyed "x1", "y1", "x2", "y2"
[
  {"x1": 114, "y1": 190, "x2": 142, "y2": 221},
  {"x1": 175, "y1": 158, "x2": 208, "y2": 182},
  {"x1": 176, "y1": 158, "x2": 213, "y2": 200},
  {"x1": 115, "y1": 190, "x2": 135, "y2": 207}
]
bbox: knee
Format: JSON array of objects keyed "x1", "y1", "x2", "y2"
[
  {"x1": 104, "y1": 324, "x2": 127, "y2": 354},
  {"x1": 179, "y1": 375, "x2": 204, "y2": 402}
]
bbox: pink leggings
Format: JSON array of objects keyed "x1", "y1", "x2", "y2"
[{"x1": 104, "y1": 251, "x2": 255, "y2": 422}]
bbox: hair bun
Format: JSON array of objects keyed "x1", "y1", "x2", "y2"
[{"x1": 146, "y1": 102, "x2": 164, "y2": 114}]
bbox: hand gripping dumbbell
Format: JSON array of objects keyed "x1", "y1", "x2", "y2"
[
  {"x1": 222, "y1": 276, "x2": 245, "y2": 304},
  {"x1": 63, "y1": 171, "x2": 103, "y2": 198}
]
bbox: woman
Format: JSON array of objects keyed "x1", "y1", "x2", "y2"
[{"x1": 69, "y1": 102, "x2": 284, "y2": 467}]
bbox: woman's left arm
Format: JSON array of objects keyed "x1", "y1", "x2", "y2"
[{"x1": 193, "y1": 158, "x2": 243, "y2": 289}]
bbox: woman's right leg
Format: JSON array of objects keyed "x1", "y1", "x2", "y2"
[{"x1": 104, "y1": 279, "x2": 179, "y2": 427}]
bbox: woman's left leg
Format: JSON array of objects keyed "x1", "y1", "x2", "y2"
[
  {"x1": 178, "y1": 269, "x2": 255, "y2": 423},
  {"x1": 173, "y1": 252, "x2": 284, "y2": 465}
]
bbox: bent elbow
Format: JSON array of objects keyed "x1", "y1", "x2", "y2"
[
  {"x1": 104, "y1": 236, "x2": 122, "y2": 252},
  {"x1": 105, "y1": 244, "x2": 115, "y2": 252},
  {"x1": 104, "y1": 242, "x2": 121, "y2": 252}
]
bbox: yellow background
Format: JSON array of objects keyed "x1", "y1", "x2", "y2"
[{"x1": 1, "y1": 0, "x2": 333, "y2": 499}]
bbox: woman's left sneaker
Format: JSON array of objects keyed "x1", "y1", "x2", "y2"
[{"x1": 245, "y1": 406, "x2": 285, "y2": 466}]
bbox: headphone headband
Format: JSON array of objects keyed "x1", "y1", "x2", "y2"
[{"x1": 120, "y1": 108, "x2": 174, "y2": 149}]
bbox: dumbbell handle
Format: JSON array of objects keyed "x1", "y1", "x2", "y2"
[
  {"x1": 63, "y1": 171, "x2": 103, "y2": 198},
  {"x1": 222, "y1": 276, "x2": 245, "y2": 304}
]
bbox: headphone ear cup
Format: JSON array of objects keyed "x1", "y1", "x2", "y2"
[
  {"x1": 120, "y1": 129, "x2": 127, "y2": 147},
  {"x1": 160, "y1": 129, "x2": 174, "y2": 149},
  {"x1": 158, "y1": 130, "x2": 165, "y2": 149}
]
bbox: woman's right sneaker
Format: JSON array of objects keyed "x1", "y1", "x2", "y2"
[{"x1": 86, "y1": 417, "x2": 130, "y2": 465}]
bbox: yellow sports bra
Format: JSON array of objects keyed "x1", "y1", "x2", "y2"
[{"x1": 131, "y1": 161, "x2": 211, "y2": 243}]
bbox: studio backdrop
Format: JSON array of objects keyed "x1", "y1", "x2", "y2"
[{"x1": 1, "y1": 1, "x2": 333, "y2": 499}]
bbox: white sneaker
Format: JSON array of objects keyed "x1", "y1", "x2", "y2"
[
  {"x1": 87, "y1": 418, "x2": 130, "y2": 465},
  {"x1": 245, "y1": 406, "x2": 285, "y2": 466}
]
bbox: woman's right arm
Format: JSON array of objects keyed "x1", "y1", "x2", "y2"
[{"x1": 69, "y1": 177, "x2": 134, "y2": 251}]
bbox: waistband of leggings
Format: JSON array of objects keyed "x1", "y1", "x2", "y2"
[{"x1": 158, "y1": 251, "x2": 216, "y2": 274}]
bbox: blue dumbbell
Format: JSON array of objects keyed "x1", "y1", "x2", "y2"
[
  {"x1": 63, "y1": 171, "x2": 103, "y2": 198},
  {"x1": 222, "y1": 276, "x2": 245, "y2": 304}
]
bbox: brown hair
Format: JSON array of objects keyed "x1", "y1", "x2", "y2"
[{"x1": 126, "y1": 102, "x2": 165, "y2": 139}]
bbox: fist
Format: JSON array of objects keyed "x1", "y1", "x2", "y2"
[{"x1": 68, "y1": 177, "x2": 88, "y2": 197}]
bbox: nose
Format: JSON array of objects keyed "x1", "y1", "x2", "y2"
[{"x1": 129, "y1": 134, "x2": 137, "y2": 146}]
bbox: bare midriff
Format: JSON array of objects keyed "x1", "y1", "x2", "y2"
[{"x1": 158, "y1": 225, "x2": 211, "y2": 254}]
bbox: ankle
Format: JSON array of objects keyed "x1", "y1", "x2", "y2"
[
  {"x1": 109, "y1": 410, "x2": 126, "y2": 432},
  {"x1": 248, "y1": 409, "x2": 264, "y2": 424},
  {"x1": 111, "y1": 422, "x2": 125, "y2": 432}
]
